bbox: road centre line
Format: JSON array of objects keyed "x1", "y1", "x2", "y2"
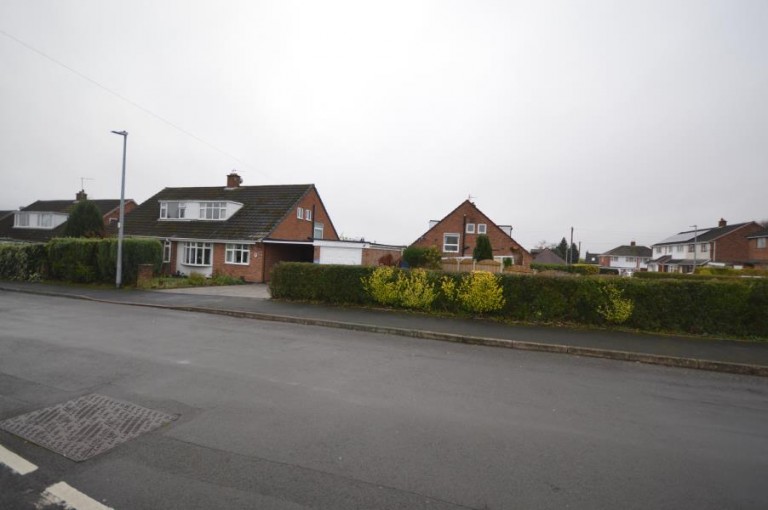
[
  {"x1": 39, "y1": 481, "x2": 114, "y2": 510},
  {"x1": 0, "y1": 443, "x2": 38, "y2": 475}
]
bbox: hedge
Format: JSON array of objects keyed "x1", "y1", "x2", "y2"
[
  {"x1": 46, "y1": 237, "x2": 162, "y2": 284},
  {"x1": 531, "y1": 263, "x2": 599, "y2": 275},
  {"x1": 269, "y1": 262, "x2": 768, "y2": 339},
  {"x1": 0, "y1": 243, "x2": 47, "y2": 281}
]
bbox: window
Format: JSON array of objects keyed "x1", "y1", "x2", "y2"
[
  {"x1": 676, "y1": 246, "x2": 684, "y2": 253},
  {"x1": 443, "y1": 233, "x2": 460, "y2": 253},
  {"x1": 655, "y1": 247, "x2": 662, "y2": 254},
  {"x1": 200, "y1": 202, "x2": 227, "y2": 220},
  {"x1": 688, "y1": 244, "x2": 695, "y2": 253},
  {"x1": 163, "y1": 240, "x2": 172, "y2": 263},
  {"x1": 305, "y1": 209, "x2": 312, "y2": 221},
  {"x1": 225, "y1": 244, "x2": 250, "y2": 265},
  {"x1": 626, "y1": 257, "x2": 636, "y2": 262},
  {"x1": 477, "y1": 224, "x2": 487, "y2": 234},
  {"x1": 38, "y1": 213, "x2": 53, "y2": 228},
  {"x1": 611, "y1": 256, "x2": 619, "y2": 262},
  {"x1": 758, "y1": 238, "x2": 767, "y2": 249},
  {"x1": 297, "y1": 207, "x2": 303, "y2": 219},
  {"x1": 160, "y1": 201, "x2": 186, "y2": 219},
  {"x1": 182, "y1": 242, "x2": 212, "y2": 266},
  {"x1": 15, "y1": 212, "x2": 29, "y2": 227},
  {"x1": 313, "y1": 222, "x2": 324, "y2": 239},
  {"x1": 700, "y1": 243, "x2": 708, "y2": 253},
  {"x1": 466, "y1": 223, "x2": 475, "y2": 234}
]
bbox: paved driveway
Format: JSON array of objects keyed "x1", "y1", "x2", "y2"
[{"x1": 155, "y1": 283, "x2": 270, "y2": 299}]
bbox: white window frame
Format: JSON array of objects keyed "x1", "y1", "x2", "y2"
[
  {"x1": 15, "y1": 212, "x2": 30, "y2": 227},
  {"x1": 655, "y1": 247, "x2": 662, "y2": 254},
  {"x1": 466, "y1": 223, "x2": 475, "y2": 234},
  {"x1": 758, "y1": 238, "x2": 767, "y2": 249},
  {"x1": 477, "y1": 223, "x2": 487, "y2": 234},
  {"x1": 297, "y1": 207, "x2": 304, "y2": 219},
  {"x1": 163, "y1": 240, "x2": 172, "y2": 263},
  {"x1": 225, "y1": 244, "x2": 250, "y2": 265},
  {"x1": 700, "y1": 243, "x2": 708, "y2": 253},
  {"x1": 688, "y1": 244, "x2": 695, "y2": 253},
  {"x1": 182, "y1": 242, "x2": 212, "y2": 266},
  {"x1": 160, "y1": 201, "x2": 186, "y2": 219},
  {"x1": 313, "y1": 222, "x2": 324, "y2": 239},
  {"x1": 443, "y1": 233, "x2": 460, "y2": 253},
  {"x1": 305, "y1": 209, "x2": 312, "y2": 221},
  {"x1": 626, "y1": 256, "x2": 636, "y2": 262},
  {"x1": 676, "y1": 246, "x2": 684, "y2": 253},
  {"x1": 200, "y1": 201, "x2": 227, "y2": 220}
]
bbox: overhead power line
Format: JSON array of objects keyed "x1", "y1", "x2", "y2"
[{"x1": 0, "y1": 28, "x2": 264, "y2": 176}]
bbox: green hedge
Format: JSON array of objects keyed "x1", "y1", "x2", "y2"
[
  {"x1": 46, "y1": 237, "x2": 161, "y2": 284},
  {"x1": 269, "y1": 263, "x2": 768, "y2": 338},
  {"x1": 531, "y1": 263, "x2": 599, "y2": 275},
  {"x1": 0, "y1": 243, "x2": 47, "y2": 280}
]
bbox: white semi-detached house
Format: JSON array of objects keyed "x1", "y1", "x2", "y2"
[
  {"x1": 598, "y1": 241, "x2": 652, "y2": 275},
  {"x1": 647, "y1": 218, "x2": 763, "y2": 273}
]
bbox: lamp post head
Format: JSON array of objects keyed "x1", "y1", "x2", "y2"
[{"x1": 111, "y1": 130, "x2": 128, "y2": 136}]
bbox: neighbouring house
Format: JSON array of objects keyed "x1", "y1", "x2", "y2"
[
  {"x1": 745, "y1": 227, "x2": 768, "y2": 268},
  {"x1": 583, "y1": 252, "x2": 600, "y2": 265},
  {"x1": 410, "y1": 199, "x2": 532, "y2": 267},
  {"x1": 531, "y1": 248, "x2": 566, "y2": 265},
  {"x1": 647, "y1": 218, "x2": 763, "y2": 273},
  {"x1": 121, "y1": 172, "x2": 401, "y2": 282},
  {"x1": 599, "y1": 241, "x2": 652, "y2": 275},
  {"x1": 0, "y1": 190, "x2": 137, "y2": 243}
]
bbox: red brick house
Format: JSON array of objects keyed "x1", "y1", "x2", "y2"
[
  {"x1": 410, "y1": 200, "x2": 532, "y2": 267},
  {"x1": 0, "y1": 191, "x2": 137, "y2": 243},
  {"x1": 746, "y1": 227, "x2": 768, "y2": 268},
  {"x1": 122, "y1": 172, "x2": 342, "y2": 282}
]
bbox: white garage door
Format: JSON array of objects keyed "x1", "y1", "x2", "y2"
[{"x1": 319, "y1": 246, "x2": 363, "y2": 265}]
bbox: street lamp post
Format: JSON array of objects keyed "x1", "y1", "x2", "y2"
[
  {"x1": 112, "y1": 130, "x2": 128, "y2": 288},
  {"x1": 690, "y1": 224, "x2": 698, "y2": 274}
]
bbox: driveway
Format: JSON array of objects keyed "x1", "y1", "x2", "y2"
[{"x1": 154, "y1": 283, "x2": 270, "y2": 299}]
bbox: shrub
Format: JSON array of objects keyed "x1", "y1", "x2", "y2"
[
  {"x1": 270, "y1": 262, "x2": 374, "y2": 304},
  {"x1": 402, "y1": 246, "x2": 442, "y2": 269},
  {"x1": 473, "y1": 235, "x2": 493, "y2": 261},
  {"x1": 63, "y1": 200, "x2": 104, "y2": 238},
  {"x1": 48, "y1": 237, "x2": 161, "y2": 284},
  {"x1": 0, "y1": 243, "x2": 47, "y2": 281},
  {"x1": 187, "y1": 272, "x2": 206, "y2": 285},
  {"x1": 531, "y1": 263, "x2": 599, "y2": 275},
  {"x1": 362, "y1": 266, "x2": 437, "y2": 310},
  {"x1": 597, "y1": 284, "x2": 634, "y2": 324},
  {"x1": 455, "y1": 271, "x2": 505, "y2": 313}
]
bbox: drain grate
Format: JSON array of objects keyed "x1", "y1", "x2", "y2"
[{"x1": 0, "y1": 394, "x2": 177, "y2": 462}]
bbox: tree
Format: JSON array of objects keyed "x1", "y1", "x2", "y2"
[
  {"x1": 473, "y1": 234, "x2": 493, "y2": 261},
  {"x1": 63, "y1": 200, "x2": 104, "y2": 238},
  {"x1": 402, "y1": 246, "x2": 441, "y2": 269},
  {"x1": 568, "y1": 242, "x2": 580, "y2": 264},
  {"x1": 554, "y1": 238, "x2": 568, "y2": 260}
]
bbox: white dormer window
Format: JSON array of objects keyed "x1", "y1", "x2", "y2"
[
  {"x1": 13, "y1": 211, "x2": 68, "y2": 230},
  {"x1": 478, "y1": 224, "x2": 487, "y2": 234},
  {"x1": 466, "y1": 223, "x2": 475, "y2": 234},
  {"x1": 160, "y1": 201, "x2": 186, "y2": 219},
  {"x1": 200, "y1": 202, "x2": 227, "y2": 220},
  {"x1": 305, "y1": 209, "x2": 312, "y2": 221}
]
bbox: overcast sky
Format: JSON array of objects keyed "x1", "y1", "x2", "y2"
[{"x1": 1, "y1": 1, "x2": 766, "y2": 253}]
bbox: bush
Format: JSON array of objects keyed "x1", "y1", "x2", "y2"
[
  {"x1": 453, "y1": 271, "x2": 505, "y2": 313},
  {"x1": 63, "y1": 200, "x2": 104, "y2": 238},
  {"x1": 473, "y1": 235, "x2": 493, "y2": 261},
  {"x1": 362, "y1": 267, "x2": 437, "y2": 310},
  {"x1": 270, "y1": 262, "x2": 374, "y2": 304},
  {"x1": 48, "y1": 237, "x2": 161, "y2": 284},
  {"x1": 402, "y1": 246, "x2": 442, "y2": 269},
  {"x1": 0, "y1": 243, "x2": 47, "y2": 281},
  {"x1": 531, "y1": 263, "x2": 599, "y2": 275}
]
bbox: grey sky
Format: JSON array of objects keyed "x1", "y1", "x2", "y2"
[{"x1": 1, "y1": 1, "x2": 766, "y2": 253}]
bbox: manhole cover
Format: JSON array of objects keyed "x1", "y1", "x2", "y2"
[{"x1": 0, "y1": 394, "x2": 178, "y2": 461}]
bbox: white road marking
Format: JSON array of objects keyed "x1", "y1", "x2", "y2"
[
  {"x1": 39, "y1": 482, "x2": 114, "y2": 510},
  {"x1": 0, "y1": 443, "x2": 38, "y2": 475}
]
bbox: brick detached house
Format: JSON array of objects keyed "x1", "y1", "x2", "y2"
[
  {"x1": 746, "y1": 227, "x2": 768, "y2": 268},
  {"x1": 120, "y1": 172, "x2": 401, "y2": 282},
  {"x1": 0, "y1": 190, "x2": 137, "y2": 243},
  {"x1": 410, "y1": 199, "x2": 532, "y2": 267},
  {"x1": 647, "y1": 219, "x2": 763, "y2": 273},
  {"x1": 599, "y1": 241, "x2": 652, "y2": 275}
]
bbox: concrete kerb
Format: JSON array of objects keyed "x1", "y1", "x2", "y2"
[{"x1": 3, "y1": 286, "x2": 768, "y2": 378}]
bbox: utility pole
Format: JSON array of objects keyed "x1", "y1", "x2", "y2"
[
  {"x1": 111, "y1": 130, "x2": 128, "y2": 288},
  {"x1": 690, "y1": 224, "x2": 698, "y2": 274},
  {"x1": 568, "y1": 226, "x2": 574, "y2": 266}
]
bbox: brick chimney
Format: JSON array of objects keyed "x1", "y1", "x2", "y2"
[
  {"x1": 226, "y1": 171, "x2": 243, "y2": 189},
  {"x1": 630, "y1": 240, "x2": 636, "y2": 247},
  {"x1": 76, "y1": 190, "x2": 88, "y2": 201},
  {"x1": 718, "y1": 218, "x2": 727, "y2": 228}
]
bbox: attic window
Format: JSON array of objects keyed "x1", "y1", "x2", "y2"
[
  {"x1": 160, "y1": 202, "x2": 186, "y2": 219},
  {"x1": 200, "y1": 202, "x2": 227, "y2": 220},
  {"x1": 297, "y1": 207, "x2": 303, "y2": 219},
  {"x1": 443, "y1": 233, "x2": 460, "y2": 253},
  {"x1": 305, "y1": 209, "x2": 312, "y2": 221},
  {"x1": 478, "y1": 224, "x2": 487, "y2": 234},
  {"x1": 466, "y1": 223, "x2": 475, "y2": 234}
]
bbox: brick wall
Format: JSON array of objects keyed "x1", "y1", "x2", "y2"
[
  {"x1": 270, "y1": 187, "x2": 339, "y2": 241},
  {"x1": 361, "y1": 247, "x2": 402, "y2": 266},
  {"x1": 411, "y1": 201, "x2": 531, "y2": 267},
  {"x1": 210, "y1": 243, "x2": 265, "y2": 282},
  {"x1": 747, "y1": 237, "x2": 768, "y2": 265},
  {"x1": 102, "y1": 201, "x2": 137, "y2": 226},
  {"x1": 712, "y1": 223, "x2": 763, "y2": 263}
]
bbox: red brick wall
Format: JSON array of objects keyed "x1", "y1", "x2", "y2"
[
  {"x1": 712, "y1": 223, "x2": 763, "y2": 263},
  {"x1": 747, "y1": 237, "x2": 768, "y2": 265},
  {"x1": 102, "y1": 200, "x2": 137, "y2": 226},
  {"x1": 411, "y1": 201, "x2": 531, "y2": 267},
  {"x1": 211, "y1": 243, "x2": 265, "y2": 282},
  {"x1": 270, "y1": 188, "x2": 339, "y2": 241},
  {"x1": 362, "y1": 247, "x2": 402, "y2": 266}
]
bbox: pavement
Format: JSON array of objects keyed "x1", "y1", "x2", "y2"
[{"x1": 1, "y1": 280, "x2": 767, "y2": 377}]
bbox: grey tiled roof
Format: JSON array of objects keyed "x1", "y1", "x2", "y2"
[
  {"x1": 122, "y1": 184, "x2": 314, "y2": 241},
  {"x1": 602, "y1": 244, "x2": 652, "y2": 257}
]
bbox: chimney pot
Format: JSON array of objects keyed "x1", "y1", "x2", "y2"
[{"x1": 718, "y1": 218, "x2": 727, "y2": 228}]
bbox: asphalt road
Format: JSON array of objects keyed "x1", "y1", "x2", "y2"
[{"x1": 1, "y1": 292, "x2": 767, "y2": 509}]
